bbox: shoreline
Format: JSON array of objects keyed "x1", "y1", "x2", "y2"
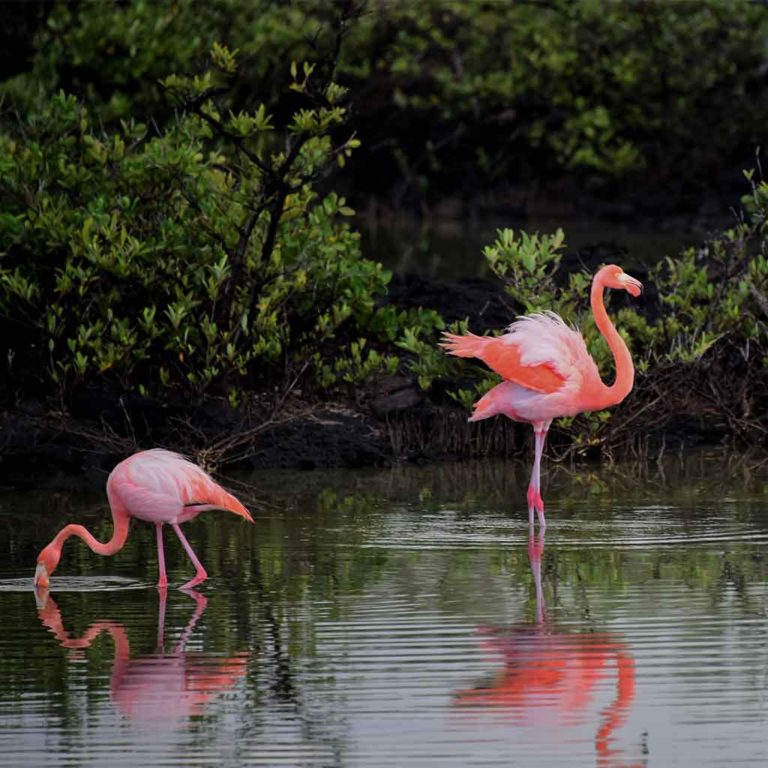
[
  {"x1": 0, "y1": 267, "x2": 736, "y2": 490},
  {"x1": 0, "y1": 397, "x2": 730, "y2": 490}
]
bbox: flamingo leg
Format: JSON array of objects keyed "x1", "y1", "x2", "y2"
[
  {"x1": 170, "y1": 522, "x2": 208, "y2": 589},
  {"x1": 155, "y1": 523, "x2": 168, "y2": 589},
  {"x1": 526, "y1": 425, "x2": 549, "y2": 531}
]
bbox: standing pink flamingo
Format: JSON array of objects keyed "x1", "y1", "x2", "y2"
[
  {"x1": 441, "y1": 264, "x2": 642, "y2": 528},
  {"x1": 33, "y1": 449, "x2": 252, "y2": 589}
]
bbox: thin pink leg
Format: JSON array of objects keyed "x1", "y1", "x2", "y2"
[
  {"x1": 526, "y1": 426, "x2": 548, "y2": 531},
  {"x1": 155, "y1": 523, "x2": 168, "y2": 588},
  {"x1": 171, "y1": 522, "x2": 208, "y2": 589}
]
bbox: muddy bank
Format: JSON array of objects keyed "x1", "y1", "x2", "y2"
[
  {"x1": 0, "y1": 392, "x2": 728, "y2": 490},
  {"x1": 0, "y1": 276, "x2": 525, "y2": 486},
  {"x1": 0, "y1": 270, "x2": 728, "y2": 488},
  {"x1": 0, "y1": 391, "x2": 528, "y2": 489},
  {"x1": 0, "y1": 272, "x2": 506, "y2": 486}
]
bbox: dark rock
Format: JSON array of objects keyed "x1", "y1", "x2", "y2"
[
  {"x1": 387, "y1": 272, "x2": 513, "y2": 332},
  {"x1": 0, "y1": 412, "x2": 99, "y2": 487},
  {"x1": 69, "y1": 385, "x2": 182, "y2": 442},
  {"x1": 189, "y1": 400, "x2": 245, "y2": 433},
  {"x1": 368, "y1": 375, "x2": 423, "y2": 417},
  {"x1": 371, "y1": 385, "x2": 422, "y2": 418},
  {"x1": 247, "y1": 410, "x2": 390, "y2": 470}
]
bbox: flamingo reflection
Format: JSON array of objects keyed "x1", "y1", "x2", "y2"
[
  {"x1": 456, "y1": 534, "x2": 644, "y2": 768},
  {"x1": 35, "y1": 587, "x2": 248, "y2": 722}
]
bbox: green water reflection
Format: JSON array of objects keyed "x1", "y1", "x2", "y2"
[
  {"x1": 359, "y1": 213, "x2": 705, "y2": 278},
  {"x1": 0, "y1": 453, "x2": 766, "y2": 766}
]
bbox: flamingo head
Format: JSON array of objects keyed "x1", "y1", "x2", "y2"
[
  {"x1": 597, "y1": 264, "x2": 643, "y2": 297},
  {"x1": 34, "y1": 544, "x2": 61, "y2": 589}
]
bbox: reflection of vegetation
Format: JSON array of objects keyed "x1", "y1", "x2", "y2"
[
  {"x1": 14, "y1": 452, "x2": 768, "y2": 617},
  {"x1": 1, "y1": 456, "x2": 768, "y2": 759},
  {"x1": 241, "y1": 450, "x2": 768, "y2": 509}
]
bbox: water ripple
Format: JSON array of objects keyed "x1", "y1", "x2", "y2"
[
  {"x1": 2, "y1": 463, "x2": 768, "y2": 766},
  {"x1": 0, "y1": 576, "x2": 146, "y2": 592}
]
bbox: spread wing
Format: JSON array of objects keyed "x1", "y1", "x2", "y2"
[{"x1": 441, "y1": 312, "x2": 595, "y2": 395}]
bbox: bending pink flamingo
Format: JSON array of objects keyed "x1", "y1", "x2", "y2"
[
  {"x1": 441, "y1": 264, "x2": 642, "y2": 529},
  {"x1": 34, "y1": 449, "x2": 252, "y2": 589}
]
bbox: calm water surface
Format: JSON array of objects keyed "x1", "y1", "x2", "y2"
[
  {"x1": 0, "y1": 454, "x2": 767, "y2": 767},
  {"x1": 359, "y1": 213, "x2": 714, "y2": 278}
]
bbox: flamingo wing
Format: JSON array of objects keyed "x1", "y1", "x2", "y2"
[
  {"x1": 112, "y1": 478, "x2": 187, "y2": 522},
  {"x1": 441, "y1": 332, "x2": 564, "y2": 393},
  {"x1": 114, "y1": 450, "x2": 252, "y2": 522},
  {"x1": 441, "y1": 312, "x2": 594, "y2": 395},
  {"x1": 504, "y1": 311, "x2": 598, "y2": 395}
]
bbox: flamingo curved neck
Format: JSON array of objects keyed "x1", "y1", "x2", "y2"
[
  {"x1": 590, "y1": 276, "x2": 634, "y2": 408},
  {"x1": 53, "y1": 490, "x2": 131, "y2": 559}
]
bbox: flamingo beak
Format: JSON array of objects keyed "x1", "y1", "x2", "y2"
[
  {"x1": 619, "y1": 272, "x2": 643, "y2": 297},
  {"x1": 34, "y1": 563, "x2": 50, "y2": 589}
]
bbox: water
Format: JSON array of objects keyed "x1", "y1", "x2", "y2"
[
  {"x1": 0, "y1": 453, "x2": 767, "y2": 766},
  {"x1": 359, "y1": 213, "x2": 716, "y2": 278}
]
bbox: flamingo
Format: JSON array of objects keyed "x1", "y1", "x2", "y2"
[
  {"x1": 440, "y1": 264, "x2": 642, "y2": 529},
  {"x1": 33, "y1": 449, "x2": 252, "y2": 590}
]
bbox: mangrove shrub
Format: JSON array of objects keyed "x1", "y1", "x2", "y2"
[
  {"x1": 3, "y1": 0, "x2": 767, "y2": 205},
  {"x1": 406, "y1": 173, "x2": 768, "y2": 455},
  {"x1": 0, "y1": 36, "x2": 404, "y2": 406}
]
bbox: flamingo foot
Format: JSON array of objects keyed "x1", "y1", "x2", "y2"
[
  {"x1": 180, "y1": 570, "x2": 208, "y2": 590},
  {"x1": 526, "y1": 487, "x2": 546, "y2": 530}
]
